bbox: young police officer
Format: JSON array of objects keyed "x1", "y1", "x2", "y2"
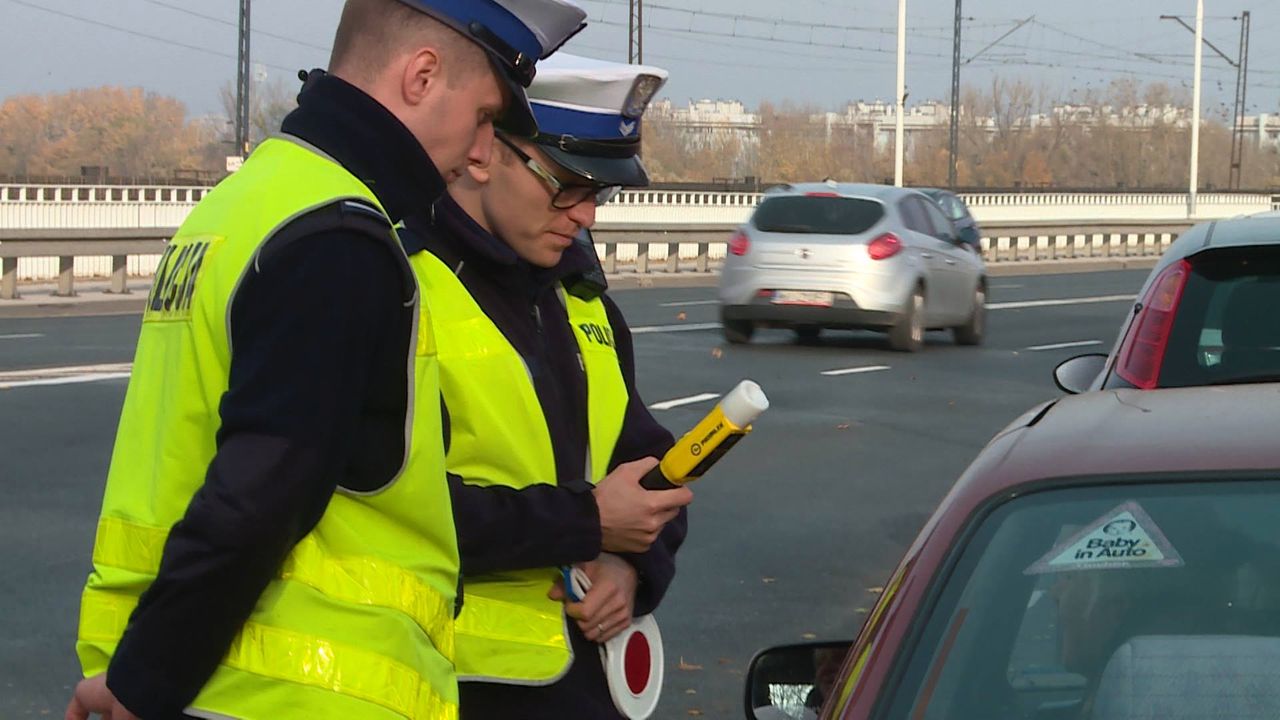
[
  {"x1": 66, "y1": 1, "x2": 587, "y2": 718},
  {"x1": 402, "y1": 55, "x2": 687, "y2": 718}
]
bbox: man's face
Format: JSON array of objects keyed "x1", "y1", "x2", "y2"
[
  {"x1": 479, "y1": 137, "x2": 599, "y2": 268},
  {"x1": 413, "y1": 64, "x2": 506, "y2": 183}
]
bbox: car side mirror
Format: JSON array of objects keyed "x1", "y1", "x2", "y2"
[
  {"x1": 744, "y1": 641, "x2": 853, "y2": 720},
  {"x1": 1054, "y1": 353, "x2": 1108, "y2": 394}
]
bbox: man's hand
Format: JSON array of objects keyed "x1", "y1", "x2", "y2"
[
  {"x1": 549, "y1": 554, "x2": 639, "y2": 643},
  {"x1": 65, "y1": 674, "x2": 140, "y2": 720},
  {"x1": 593, "y1": 458, "x2": 693, "y2": 553}
]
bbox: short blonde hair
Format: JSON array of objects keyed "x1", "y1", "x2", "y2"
[{"x1": 329, "y1": 0, "x2": 485, "y2": 86}]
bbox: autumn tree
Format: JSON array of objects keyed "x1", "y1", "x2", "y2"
[{"x1": 0, "y1": 87, "x2": 203, "y2": 178}]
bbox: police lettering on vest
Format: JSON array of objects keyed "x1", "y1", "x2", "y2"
[{"x1": 578, "y1": 321, "x2": 615, "y2": 348}]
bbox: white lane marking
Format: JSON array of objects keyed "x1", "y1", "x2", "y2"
[
  {"x1": 0, "y1": 372, "x2": 132, "y2": 390},
  {"x1": 0, "y1": 362, "x2": 132, "y2": 379},
  {"x1": 648, "y1": 393, "x2": 720, "y2": 411},
  {"x1": 631, "y1": 322, "x2": 723, "y2": 335},
  {"x1": 1026, "y1": 340, "x2": 1104, "y2": 352},
  {"x1": 987, "y1": 294, "x2": 1134, "y2": 310},
  {"x1": 820, "y1": 365, "x2": 891, "y2": 377},
  {"x1": 0, "y1": 333, "x2": 44, "y2": 340},
  {"x1": 657, "y1": 300, "x2": 719, "y2": 307},
  {"x1": 0, "y1": 362, "x2": 133, "y2": 389}
]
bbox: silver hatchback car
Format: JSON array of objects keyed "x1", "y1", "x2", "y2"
[{"x1": 718, "y1": 182, "x2": 987, "y2": 351}]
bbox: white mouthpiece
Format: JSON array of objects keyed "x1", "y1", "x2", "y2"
[{"x1": 720, "y1": 380, "x2": 769, "y2": 427}]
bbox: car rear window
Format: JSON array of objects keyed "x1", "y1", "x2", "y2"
[
  {"x1": 1159, "y1": 247, "x2": 1280, "y2": 387},
  {"x1": 880, "y1": 479, "x2": 1280, "y2": 720},
  {"x1": 752, "y1": 195, "x2": 884, "y2": 235}
]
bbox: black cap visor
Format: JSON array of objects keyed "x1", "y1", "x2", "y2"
[
  {"x1": 488, "y1": 54, "x2": 537, "y2": 137},
  {"x1": 537, "y1": 138, "x2": 649, "y2": 187}
]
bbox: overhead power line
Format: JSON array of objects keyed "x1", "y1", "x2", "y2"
[
  {"x1": 143, "y1": 0, "x2": 331, "y2": 54},
  {"x1": 3, "y1": 0, "x2": 298, "y2": 73}
]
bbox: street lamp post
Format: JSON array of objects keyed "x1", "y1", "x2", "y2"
[
  {"x1": 1190, "y1": 0, "x2": 1204, "y2": 217},
  {"x1": 894, "y1": 0, "x2": 906, "y2": 187}
]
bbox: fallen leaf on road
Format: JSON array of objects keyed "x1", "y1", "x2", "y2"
[
  {"x1": 802, "y1": 632, "x2": 818, "y2": 640},
  {"x1": 836, "y1": 423, "x2": 850, "y2": 430},
  {"x1": 678, "y1": 657, "x2": 704, "y2": 671},
  {"x1": 855, "y1": 608, "x2": 869, "y2": 614},
  {"x1": 762, "y1": 577, "x2": 776, "y2": 584},
  {"x1": 676, "y1": 311, "x2": 687, "y2": 320},
  {"x1": 685, "y1": 689, "x2": 697, "y2": 695},
  {"x1": 719, "y1": 657, "x2": 733, "y2": 665},
  {"x1": 867, "y1": 586, "x2": 884, "y2": 594},
  {"x1": 711, "y1": 347, "x2": 723, "y2": 358},
  {"x1": 688, "y1": 710, "x2": 704, "y2": 716}
]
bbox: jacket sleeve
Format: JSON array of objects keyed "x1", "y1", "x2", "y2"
[
  {"x1": 447, "y1": 468, "x2": 603, "y2": 576},
  {"x1": 105, "y1": 223, "x2": 409, "y2": 719},
  {"x1": 600, "y1": 294, "x2": 687, "y2": 616}
]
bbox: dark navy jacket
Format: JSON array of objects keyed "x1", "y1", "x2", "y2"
[
  {"x1": 402, "y1": 198, "x2": 686, "y2": 719},
  {"x1": 107, "y1": 72, "x2": 448, "y2": 719}
]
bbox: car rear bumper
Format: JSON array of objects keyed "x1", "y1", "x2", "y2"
[{"x1": 721, "y1": 296, "x2": 899, "y2": 329}]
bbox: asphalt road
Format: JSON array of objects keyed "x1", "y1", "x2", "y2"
[{"x1": 0, "y1": 269, "x2": 1148, "y2": 718}]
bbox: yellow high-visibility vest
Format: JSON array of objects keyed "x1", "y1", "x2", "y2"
[
  {"x1": 77, "y1": 136, "x2": 460, "y2": 720},
  {"x1": 412, "y1": 250, "x2": 628, "y2": 684}
]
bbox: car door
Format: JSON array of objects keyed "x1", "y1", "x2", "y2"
[
  {"x1": 897, "y1": 197, "x2": 948, "y2": 325},
  {"x1": 921, "y1": 199, "x2": 980, "y2": 324},
  {"x1": 903, "y1": 197, "x2": 965, "y2": 324}
]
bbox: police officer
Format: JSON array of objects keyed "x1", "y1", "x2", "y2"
[
  {"x1": 402, "y1": 55, "x2": 687, "y2": 718},
  {"x1": 65, "y1": 1, "x2": 587, "y2": 719}
]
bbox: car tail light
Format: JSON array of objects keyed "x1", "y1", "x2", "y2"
[
  {"x1": 1114, "y1": 259, "x2": 1191, "y2": 389},
  {"x1": 867, "y1": 232, "x2": 903, "y2": 260},
  {"x1": 729, "y1": 230, "x2": 750, "y2": 256}
]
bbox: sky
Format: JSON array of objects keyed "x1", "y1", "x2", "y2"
[{"x1": 2, "y1": 0, "x2": 1278, "y2": 123}]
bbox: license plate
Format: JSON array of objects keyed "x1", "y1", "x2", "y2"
[{"x1": 772, "y1": 290, "x2": 834, "y2": 307}]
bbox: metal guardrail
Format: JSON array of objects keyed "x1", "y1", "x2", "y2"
[
  {"x1": 0, "y1": 228, "x2": 169, "y2": 299},
  {"x1": 0, "y1": 220, "x2": 1193, "y2": 300}
]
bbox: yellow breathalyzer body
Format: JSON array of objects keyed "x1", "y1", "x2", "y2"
[{"x1": 641, "y1": 380, "x2": 768, "y2": 490}]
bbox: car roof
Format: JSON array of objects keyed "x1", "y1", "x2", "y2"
[
  {"x1": 765, "y1": 182, "x2": 922, "y2": 202},
  {"x1": 953, "y1": 384, "x2": 1280, "y2": 505},
  {"x1": 1155, "y1": 213, "x2": 1280, "y2": 272}
]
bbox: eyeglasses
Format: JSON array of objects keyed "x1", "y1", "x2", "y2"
[{"x1": 496, "y1": 134, "x2": 621, "y2": 210}]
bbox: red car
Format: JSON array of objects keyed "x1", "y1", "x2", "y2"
[{"x1": 746, "y1": 383, "x2": 1280, "y2": 720}]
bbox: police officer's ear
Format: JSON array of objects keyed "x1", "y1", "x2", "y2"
[{"x1": 399, "y1": 47, "x2": 446, "y2": 108}]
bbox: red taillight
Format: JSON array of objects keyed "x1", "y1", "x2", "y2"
[
  {"x1": 1115, "y1": 259, "x2": 1191, "y2": 389},
  {"x1": 729, "y1": 230, "x2": 750, "y2": 256},
  {"x1": 868, "y1": 232, "x2": 903, "y2": 260}
]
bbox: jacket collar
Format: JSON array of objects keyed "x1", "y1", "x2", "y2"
[{"x1": 281, "y1": 70, "x2": 445, "y2": 224}]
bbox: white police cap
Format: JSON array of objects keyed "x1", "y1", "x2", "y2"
[
  {"x1": 524, "y1": 53, "x2": 669, "y2": 187},
  {"x1": 399, "y1": 0, "x2": 588, "y2": 135}
]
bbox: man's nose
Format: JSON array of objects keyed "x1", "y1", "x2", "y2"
[{"x1": 566, "y1": 198, "x2": 596, "y2": 229}]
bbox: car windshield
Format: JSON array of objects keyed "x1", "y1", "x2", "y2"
[
  {"x1": 881, "y1": 478, "x2": 1280, "y2": 720},
  {"x1": 1158, "y1": 247, "x2": 1280, "y2": 387},
  {"x1": 752, "y1": 195, "x2": 884, "y2": 235}
]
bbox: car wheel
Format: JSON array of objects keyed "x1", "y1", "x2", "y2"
[
  {"x1": 953, "y1": 283, "x2": 986, "y2": 346},
  {"x1": 888, "y1": 287, "x2": 924, "y2": 352},
  {"x1": 723, "y1": 318, "x2": 755, "y2": 344},
  {"x1": 794, "y1": 325, "x2": 821, "y2": 344}
]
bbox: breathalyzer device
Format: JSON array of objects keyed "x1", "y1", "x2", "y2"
[{"x1": 641, "y1": 379, "x2": 769, "y2": 490}]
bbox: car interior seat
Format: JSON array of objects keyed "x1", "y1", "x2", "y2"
[
  {"x1": 1217, "y1": 281, "x2": 1280, "y2": 380},
  {"x1": 1090, "y1": 635, "x2": 1280, "y2": 720}
]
